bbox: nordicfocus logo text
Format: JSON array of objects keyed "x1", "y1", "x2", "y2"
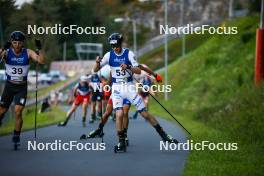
[
  {"x1": 27, "y1": 140, "x2": 106, "y2": 151},
  {"x1": 27, "y1": 24, "x2": 106, "y2": 35},
  {"x1": 160, "y1": 24, "x2": 238, "y2": 35},
  {"x1": 160, "y1": 140, "x2": 238, "y2": 151}
]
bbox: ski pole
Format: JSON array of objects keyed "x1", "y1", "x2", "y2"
[
  {"x1": 34, "y1": 39, "x2": 42, "y2": 139},
  {"x1": 34, "y1": 58, "x2": 38, "y2": 139},
  {"x1": 125, "y1": 69, "x2": 191, "y2": 136}
]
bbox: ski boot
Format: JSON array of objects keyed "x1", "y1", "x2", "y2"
[
  {"x1": 124, "y1": 133, "x2": 129, "y2": 146},
  {"x1": 82, "y1": 117, "x2": 86, "y2": 127},
  {"x1": 112, "y1": 113, "x2": 116, "y2": 122},
  {"x1": 12, "y1": 135, "x2": 20, "y2": 151},
  {"x1": 80, "y1": 129, "x2": 104, "y2": 140},
  {"x1": 89, "y1": 114, "x2": 96, "y2": 123},
  {"x1": 57, "y1": 121, "x2": 67, "y2": 127},
  {"x1": 114, "y1": 139, "x2": 126, "y2": 153},
  {"x1": 132, "y1": 112, "x2": 138, "y2": 119},
  {"x1": 97, "y1": 112, "x2": 102, "y2": 120},
  {"x1": 160, "y1": 132, "x2": 179, "y2": 144}
]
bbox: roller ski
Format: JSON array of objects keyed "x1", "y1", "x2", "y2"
[
  {"x1": 160, "y1": 132, "x2": 179, "y2": 144},
  {"x1": 80, "y1": 129, "x2": 104, "y2": 140},
  {"x1": 57, "y1": 121, "x2": 67, "y2": 127},
  {"x1": 12, "y1": 135, "x2": 20, "y2": 151},
  {"x1": 114, "y1": 139, "x2": 127, "y2": 153}
]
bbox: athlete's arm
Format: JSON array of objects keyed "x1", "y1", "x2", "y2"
[
  {"x1": 93, "y1": 52, "x2": 110, "y2": 72},
  {"x1": 139, "y1": 65, "x2": 155, "y2": 76},
  {"x1": 0, "y1": 41, "x2": 11, "y2": 63},
  {"x1": 73, "y1": 85, "x2": 78, "y2": 97},
  {"x1": 28, "y1": 49, "x2": 45, "y2": 64},
  {"x1": 0, "y1": 49, "x2": 7, "y2": 63},
  {"x1": 124, "y1": 51, "x2": 141, "y2": 74},
  {"x1": 120, "y1": 64, "x2": 141, "y2": 74},
  {"x1": 139, "y1": 64, "x2": 162, "y2": 82}
]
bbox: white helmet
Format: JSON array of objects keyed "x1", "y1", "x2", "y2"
[{"x1": 80, "y1": 75, "x2": 88, "y2": 82}]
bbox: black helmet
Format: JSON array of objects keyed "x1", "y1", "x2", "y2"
[
  {"x1": 10, "y1": 31, "x2": 25, "y2": 41},
  {"x1": 108, "y1": 33, "x2": 123, "y2": 47}
]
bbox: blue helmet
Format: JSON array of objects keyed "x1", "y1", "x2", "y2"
[
  {"x1": 108, "y1": 33, "x2": 123, "y2": 47},
  {"x1": 10, "y1": 31, "x2": 25, "y2": 41}
]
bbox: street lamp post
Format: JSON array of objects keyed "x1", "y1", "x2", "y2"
[
  {"x1": 164, "y1": 0, "x2": 168, "y2": 101},
  {"x1": 138, "y1": 0, "x2": 169, "y2": 100},
  {"x1": 132, "y1": 20, "x2": 137, "y2": 56},
  {"x1": 181, "y1": 0, "x2": 185, "y2": 57}
]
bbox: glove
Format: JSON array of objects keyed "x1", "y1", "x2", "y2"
[
  {"x1": 155, "y1": 73, "x2": 163, "y2": 82},
  {"x1": 35, "y1": 39, "x2": 42, "y2": 50},
  {"x1": 3, "y1": 41, "x2": 11, "y2": 50}
]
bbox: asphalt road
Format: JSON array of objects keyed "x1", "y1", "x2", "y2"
[{"x1": 0, "y1": 107, "x2": 188, "y2": 176}]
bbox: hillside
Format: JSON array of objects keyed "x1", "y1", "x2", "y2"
[{"x1": 145, "y1": 15, "x2": 264, "y2": 175}]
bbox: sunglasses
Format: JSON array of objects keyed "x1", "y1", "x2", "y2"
[
  {"x1": 111, "y1": 44, "x2": 121, "y2": 49},
  {"x1": 12, "y1": 41, "x2": 23, "y2": 45}
]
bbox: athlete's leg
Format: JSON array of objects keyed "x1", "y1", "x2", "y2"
[
  {"x1": 90, "y1": 93, "x2": 97, "y2": 122},
  {"x1": 112, "y1": 88, "x2": 126, "y2": 148},
  {"x1": 123, "y1": 104, "x2": 130, "y2": 130},
  {"x1": 128, "y1": 92, "x2": 178, "y2": 143},
  {"x1": 115, "y1": 108, "x2": 125, "y2": 147},
  {"x1": 90, "y1": 101, "x2": 96, "y2": 116},
  {"x1": 67, "y1": 103, "x2": 78, "y2": 118},
  {"x1": 82, "y1": 102, "x2": 88, "y2": 122},
  {"x1": 58, "y1": 103, "x2": 78, "y2": 126},
  {"x1": 0, "y1": 81, "x2": 14, "y2": 125},
  {"x1": 140, "y1": 111, "x2": 159, "y2": 125},
  {"x1": 123, "y1": 104, "x2": 130, "y2": 145},
  {"x1": 82, "y1": 101, "x2": 113, "y2": 138},
  {"x1": 144, "y1": 96, "x2": 149, "y2": 110},
  {"x1": 139, "y1": 110, "x2": 178, "y2": 143},
  {"x1": 14, "y1": 105, "x2": 24, "y2": 132},
  {"x1": 96, "y1": 99, "x2": 102, "y2": 118},
  {"x1": 101, "y1": 102, "x2": 113, "y2": 125},
  {"x1": 0, "y1": 107, "x2": 8, "y2": 124}
]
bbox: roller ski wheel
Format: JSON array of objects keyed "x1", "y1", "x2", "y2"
[
  {"x1": 88, "y1": 129, "x2": 104, "y2": 138},
  {"x1": 80, "y1": 129, "x2": 104, "y2": 140},
  {"x1": 114, "y1": 142, "x2": 126, "y2": 153},
  {"x1": 14, "y1": 142, "x2": 20, "y2": 151},
  {"x1": 162, "y1": 134, "x2": 179, "y2": 144},
  {"x1": 125, "y1": 138, "x2": 129, "y2": 146},
  {"x1": 57, "y1": 121, "x2": 67, "y2": 127},
  {"x1": 80, "y1": 134, "x2": 87, "y2": 140}
]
